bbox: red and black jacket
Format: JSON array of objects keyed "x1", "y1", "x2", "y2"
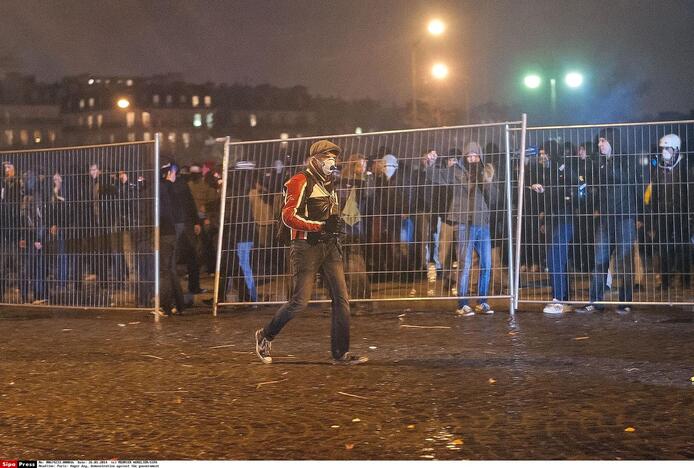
[{"x1": 281, "y1": 167, "x2": 338, "y2": 241}]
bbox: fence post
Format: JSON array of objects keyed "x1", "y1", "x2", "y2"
[
  {"x1": 153, "y1": 133, "x2": 161, "y2": 316},
  {"x1": 505, "y1": 123, "x2": 515, "y2": 314},
  {"x1": 212, "y1": 136, "x2": 231, "y2": 316},
  {"x1": 513, "y1": 114, "x2": 528, "y2": 311}
]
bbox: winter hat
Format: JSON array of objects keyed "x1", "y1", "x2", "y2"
[{"x1": 309, "y1": 139, "x2": 342, "y2": 158}]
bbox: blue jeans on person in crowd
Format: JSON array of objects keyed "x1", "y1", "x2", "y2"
[
  {"x1": 456, "y1": 224, "x2": 492, "y2": 308},
  {"x1": 236, "y1": 241, "x2": 257, "y2": 302},
  {"x1": 546, "y1": 222, "x2": 574, "y2": 301},
  {"x1": 589, "y1": 216, "x2": 636, "y2": 303},
  {"x1": 263, "y1": 238, "x2": 350, "y2": 360}
]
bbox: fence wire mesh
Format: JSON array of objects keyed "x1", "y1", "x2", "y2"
[
  {"x1": 215, "y1": 123, "x2": 522, "y2": 309},
  {"x1": 0, "y1": 142, "x2": 157, "y2": 309},
  {"x1": 515, "y1": 120, "x2": 694, "y2": 306}
]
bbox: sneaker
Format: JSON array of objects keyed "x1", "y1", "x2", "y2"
[
  {"x1": 475, "y1": 303, "x2": 494, "y2": 315},
  {"x1": 426, "y1": 288, "x2": 436, "y2": 297},
  {"x1": 574, "y1": 304, "x2": 604, "y2": 313},
  {"x1": 31, "y1": 299, "x2": 48, "y2": 305},
  {"x1": 456, "y1": 304, "x2": 475, "y2": 317},
  {"x1": 616, "y1": 305, "x2": 632, "y2": 315},
  {"x1": 333, "y1": 353, "x2": 368, "y2": 365},
  {"x1": 450, "y1": 287, "x2": 458, "y2": 296},
  {"x1": 543, "y1": 300, "x2": 567, "y2": 314},
  {"x1": 408, "y1": 288, "x2": 417, "y2": 297},
  {"x1": 254, "y1": 329, "x2": 272, "y2": 364}
]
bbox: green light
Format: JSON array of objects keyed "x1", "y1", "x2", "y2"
[
  {"x1": 524, "y1": 74, "x2": 542, "y2": 89},
  {"x1": 565, "y1": 72, "x2": 583, "y2": 88}
]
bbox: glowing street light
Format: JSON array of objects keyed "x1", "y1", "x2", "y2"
[
  {"x1": 524, "y1": 74, "x2": 542, "y2": 89},
  {"x1": 431, "y1": 63, "x2": 449, "y2": 80},
  {"x1": 116, "y1": 98, "x2": 131, "y2": 109},
  {"x1": 427, "y1": 19, "x2": 445, "y2": 36},
  {"x1": 565, "y1": 72, "x2": 584, "y2": 88}
]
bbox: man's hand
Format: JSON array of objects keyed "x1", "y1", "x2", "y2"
[
  {"x1": 530, "y1": 183, "x2": 545, "y2": 193},
  {"x1": 323, "y1": 215, "x2": 344, "y2": 234}
]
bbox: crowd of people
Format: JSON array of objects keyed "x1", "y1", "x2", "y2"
[{"x1": 1, "y1": 127, "x2": 692, "y2": 315}]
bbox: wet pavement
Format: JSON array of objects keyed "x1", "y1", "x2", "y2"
[{"x1": 1, "y1": 301, "x2": 693, "y2": 460}]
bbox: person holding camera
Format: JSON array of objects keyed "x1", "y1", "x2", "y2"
[{"x1": 254, "y1": 140, "x2": 368, "y2": 365}]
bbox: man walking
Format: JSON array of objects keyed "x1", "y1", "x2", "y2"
[{"x1": 254, "y1": 140, "x2": 368, "y2": 365}]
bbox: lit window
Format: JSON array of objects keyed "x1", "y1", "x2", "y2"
[
  {"x1": 142, "y1": 112, "x2": 151, "y2": 127},
  {"x1": 206, "y1": 113, "x2": 214, "y2": 128},
  {"x1": 204, "y1": 95, "x2": 212, "y2": 107},
  {"x1": 88, "y1": 97, "x2": 95, "y2": 108},
  {"x1": 280, "y1": 132, "x2": 289, "y2": 140},
  {"x1": 355, "y1": 127, "x2": 363, "y2": 134},
  {"x1": 97, "y1": 114, "x2": 103, "y2": 128},
  {"x1": 88, "y1": 78, "x2": 95, "y2": 85},
  {"x1": 127, "y1": 132, "x2": 136, "y2": 142},
  {"x1": 192, "y1": 95, "x2": 200, "y2": 107},
  {"x1": 153, "y1": 94, "x2": 160, "y2": 105},
  {"x1": 33, "y1": 130, "x2": 42, "y2": 143},
  {"x1": 182, "y1": 132, "x2": 191, "y2": 148},
  {"x1": 193, "y1": 113, "x2": 202, "y2": 127},
  {"x1": 20, "y1": 129, "x2": 29, "y2": 145},
  {"x1": 143, "y1": 131, "x2": 152, "y2": 141},
  {"x1": 105, "y1": 79, "x2": 110, "y2": 84},
  {"x1": 49, "y1": 131, "x2": 56, "y2": 143},
  {"x1": 126, "y1": 112, "x2": 135, "y2": 128},
  {"x1": 166, "y1": 95, "x2": 173, "y2": 105},
  {"x1": 87, "y1": 114, "x2": 94, "y2": 129},
  {"x1": 126, "y1": 79, "x2": 133, "y2": 86},
  {"x1": 79, "y1": 99, "x2": 85, "y2": 109},
  {"x1": 249, "y1": 114, "x2": 257, "y2": 127},
  {"x1": 4, "y1": 130, "x2": 13, "y2": 146},
  {"x1": 168, "y1": 132, "x2": 177, "y2": 144}
]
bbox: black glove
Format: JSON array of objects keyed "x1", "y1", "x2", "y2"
[{"x1": 323, "y1": 214, "x2": 344, "y2": 235}]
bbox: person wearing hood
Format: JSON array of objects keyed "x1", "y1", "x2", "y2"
[
  {"x1": 447, "y1": 142, "x2": 499, "y2": 316},
  {"x1": 645, "y1": 133, "x2": 693, "y2": 289},
  {"x1": 254, "y1": 140, "x2": 368, "y2": 366},
  {"x1": 370, "y1": 152, "x2": 411, "y2": 274},
  {"x1": 575, "y1": 128, "x2": 644, "y2": 314},
  {"x1": 528, "y1": 141, "x2": 582, "y2": 314}
]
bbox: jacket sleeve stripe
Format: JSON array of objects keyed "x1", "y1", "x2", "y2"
[{"x1": 281, "y1": 173, "x2": 324, "y2": 232}]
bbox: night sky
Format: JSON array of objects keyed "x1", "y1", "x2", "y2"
[{"x1": 2, "y1": 0, "x2": 694, "y2": 120}]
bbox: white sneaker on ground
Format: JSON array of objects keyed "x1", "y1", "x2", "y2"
[
  {"x1": 543, "y1": 299, "x2": 567, "y2": 314},
  {"x1": 475, "y1": 303, "x2": 494, "y2": 315},
  {"x1": 456, "y1": 305, "x2": 475, "y2": 317}
]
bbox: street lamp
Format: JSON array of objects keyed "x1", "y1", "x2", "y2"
[
  {"x1": 412, "y1": 18, "x2": 446, "y2": 125},
  {"x1": 523, "y1": 72, "x2": 583, "y2": 114},
  {"x1": 116, "y1": 98, "x2": 131, "y2": 109},
  {"x1": 427, "y1": 19, "x2": 445, "y2": 36},
  {"x1": 431, "y1": 62, "x2": 449, "y2": 80}
]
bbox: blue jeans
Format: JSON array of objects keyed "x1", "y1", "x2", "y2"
[
  {"x1": 264, "y1": 238, "x2": 350, "y2": 360},
  {"x1": 589, "y1": 216, "x2": 636, "y2": 303},
  {"x1": 546, "y1": 222, "x2": 573, "y2": 301},
  {"x1": 236, "y1": 241, "x2": 257, "y2": 302},
  {"x1": 456, "y1": 224, "x2": 492, "y2": 308}
]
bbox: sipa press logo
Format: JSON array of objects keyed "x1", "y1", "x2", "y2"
[{"x1": 1, "y1": 461, "x2": 17, "y2": 468}]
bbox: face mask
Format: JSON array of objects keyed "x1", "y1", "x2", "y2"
[
  {"x1": 599, "y1": 140, "x2": 612, "y2": 156},
  {"x1": 317, "y1": 156, "x2": 337, "y2": 176},
  {"x1": 661, "y1": 147, "x2": 674, "y2": 163}
]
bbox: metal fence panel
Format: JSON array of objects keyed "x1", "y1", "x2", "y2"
[
  {"x1": 514, "y1": 120, "x2": 694, "y2": 307},
  {"x1": 0, "y1": 141, "x2": 158, "y2": 310},
  {"x1": 213, "y1": 122, "x2": 523, "y2": 312}
]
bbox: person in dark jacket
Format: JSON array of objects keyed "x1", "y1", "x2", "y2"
[
  {"x1": 17, "y1": 169, "x2": 47, "y2": 304},
  {"x1": 646, "y1": 133, "x2": 693, "y2": 289},
  {"x1": 528, "y1": 141, "x2": 582, "y2": 314},
  {"x1": 448, "y1": 142, "x2": 499, "y2": 316},
  {"x1": 568, "y1": 143, "x2": 598, "y2": 274},
  {"x1": 171, "y1": 169, "x2": 203, "y2": 295},
  {"x1": 158, "y1": 163, "x2": 186, "y2": 316},
  {"x1": 1, "y1": 161, "x2": 22, "y2": 302},
  {"x1": 576, "y1": 128, "x2": 644, "y2": 313},
  {"x1": 218, "y1": 160, "x2": 258, "y2": 303}
]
